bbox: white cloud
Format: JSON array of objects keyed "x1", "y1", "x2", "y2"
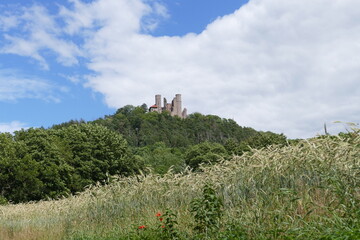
[
  {"x1": 1, "y1": 0, "x2": 360, "y2": 138},
  {"x1": 75, "y1": 0, "x2": 360, "y2": 138},
  {"x1": 0, "y1": 4, "x2": 81, "y2": 69},
  {"x1": 0, "y1": 69, "x2": 61, "y2": 102},
  {"x1": 0, "y1": 121, "x2": 28, "y2": 133},
  {"x1": 0, "y1": 15, "x2": 18, "y2": 30}
]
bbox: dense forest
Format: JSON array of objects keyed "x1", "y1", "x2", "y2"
[{"x1": 0, "y1": 105, "x2": 287, "y2": 203}]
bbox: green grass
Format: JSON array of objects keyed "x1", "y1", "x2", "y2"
[{"x1": 0, "y1": 133, "x2": 359, "y2": 239}]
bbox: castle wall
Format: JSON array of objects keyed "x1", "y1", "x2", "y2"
[{"x1": 182, "y1": 108, "x2": 187, "y2": 119}]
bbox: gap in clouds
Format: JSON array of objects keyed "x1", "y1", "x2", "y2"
[{"x1": 147, "y1": 0, "x2": 249, "y2": 37}]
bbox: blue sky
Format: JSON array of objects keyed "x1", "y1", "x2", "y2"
[
  {"x1": 0, "y1": 0, "x2": 247, "y2": 129},
  {"x1": 0, "y1": 0, "x2": 359, "y2": 138}
]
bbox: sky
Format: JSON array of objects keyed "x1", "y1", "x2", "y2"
[{"x1": 0, "y1": 0, "x2": 359, "y2": 139}]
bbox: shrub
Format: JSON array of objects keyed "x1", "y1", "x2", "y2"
[{"x1": 190, "y1": 184, "x2": 223, "y2": 233}]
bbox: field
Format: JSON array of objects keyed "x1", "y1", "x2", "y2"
[{"x1": 0, "y1": 133, "x2": 359, "y2": 239}]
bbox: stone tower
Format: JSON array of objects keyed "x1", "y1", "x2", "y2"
[
  {"x1": 155, "y1": 94, "x2": 162, "y2": 113},
  {"x1": 176, "y1": 94, "x2": 182, "y2": 116}
]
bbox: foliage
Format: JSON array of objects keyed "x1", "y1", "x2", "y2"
[
  {"x1": 185, "y1": 142, "x2": 228, "y2": 170},
  {"x1": 190, "y1": 184, "x2": 223, "y2": 233},
  {"x1": 161, "y1": 209, "x2": 179, "y2": 239},
  {"x1": 0, "y1": 104, "x2": 286, "y2": 203},
  {"x1": 132, "y1": 142, "x2": 185, "y2": 174},
  {"x1": 228, "y1": 131, "x2": 288, "y2": 155},
  {"x1": 0, "y1": 123, "x2": 139, "y2": 203},
  {"x1": 14, "y1": 128, "x2": 74, "y2": 200},
  {"x1": 2, "y1": 131, "x2": 357, "y2": 239},
  {"x1": 57, "y1": 123, "x2": 136, "y2": 192},
  {"x1": 92, "y1": 105, "x2": 259, "y2": 148},
  {"x1": 0, "y1": 133, "x2": 44, "y2": 202}
]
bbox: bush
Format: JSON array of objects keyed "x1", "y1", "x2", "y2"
[{"x1": 0, "y1": 124, "x2": 141, "y2": 202}]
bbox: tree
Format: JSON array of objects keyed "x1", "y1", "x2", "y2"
[
  {"x1": 58, "y1": 123, "x2": 139, "y2": 191},
  {"x1": 133, "y1": 142, "x2": 185, "y2": 174},
  {"x1": 0, "y1": 133, "x2": 43, "y2": 203},
  {"x1": 2, "y1": 124, "x2": 141, "y2": 202},
  {"x1": 185, "y1": 142, "x2": 228, "y2": 170},
  {"x1": 236, "y1": 132, "x2": 287, "y2": 154},
  {"x1": 14, "y1": 128, "x2": 73, "y2": 199}
]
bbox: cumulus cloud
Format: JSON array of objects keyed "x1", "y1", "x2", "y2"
[
  {"x1": 1, "y1": 0, "x2": 360, "y2": 138},
  {"x1": 0, "y1": 121, "x2": 28, "y2": 133},
  {"x1": 76, "y1": 0, "x2": 360, "y2": 138}
]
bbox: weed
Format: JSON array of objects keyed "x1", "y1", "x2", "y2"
[
  {"x1": 190, "y1": 184, "x2": 223, "y2": 234},
  {"x1": 161, "y1": 209, "x2": 179, "y2": 239}
]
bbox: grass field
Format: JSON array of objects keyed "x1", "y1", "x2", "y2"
[{"x1": 1, "y1": 133, "x2": 359, "y2": 239}]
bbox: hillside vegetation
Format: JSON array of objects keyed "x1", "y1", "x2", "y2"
[
  {"x1": 0, "y1": 106, "x2": 286, "y2": 203},
  {"x1": 76, "y1": 105, "x2": 259, "y2": 147},
  {"x1": 0, "y1": 124, "x2": 142, "y2": 203},
  {"x1": 1, "y1": 131, "x2": 358, "y2": 239}
]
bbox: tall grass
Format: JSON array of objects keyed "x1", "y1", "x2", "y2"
[{"x1": 0, "y1": 133, "x2": 359, "y2": 239}]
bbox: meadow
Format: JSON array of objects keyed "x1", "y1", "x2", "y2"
[{"x1": 0, "y1": 132, "x2": 359, "y2": 239}]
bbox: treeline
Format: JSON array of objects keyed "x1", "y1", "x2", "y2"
[
  {"x1": 133, "y1": 130, "x2": 288, "y2": 174},
  {"x1": 1, "y1": 105, "x2": 288, "y2": 203},
  {"x1": 88, "y1": 105, "x2": 287, "y2": 173}
]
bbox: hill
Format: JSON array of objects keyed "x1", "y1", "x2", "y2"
[
  {"x1": 86, "y1": 105, "x2": 259, "y2": 147},
  {"x1": 0, "y1": 132, "x2": 358, "y2": 239},
  {"x1": 1, "y1": 105, "x2": 287, "y2": 203}
]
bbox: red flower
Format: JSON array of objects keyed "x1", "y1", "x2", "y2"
[
  {"x1": 159, "y1": 217, "x2": 163, "y2": 221},
  {"x1": 161, "y1": 225, "x2": 165, "y2": 228},
  {"x1": 138, "y1": 225, "x2": 146, "y2": 229},
  {"x1": 156, "y1": 212, "x2": 162, "y2": 217}
]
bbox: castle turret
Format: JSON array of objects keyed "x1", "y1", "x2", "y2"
[
  {"x1": 155, "y1": 94, "x2": 162, "y2": 113},
  {"x1": 175, "y1": 94, "x2": 182, "y2": 117}
]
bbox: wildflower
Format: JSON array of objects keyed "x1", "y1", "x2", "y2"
[
  {"x1": 159, "y1": 217, "x2": 163, "y2": 221},
  {"x1": 138, "y1": 225, "x2": 146, "y2": 229},
  {"x1": 161, "y1": 225, "x2": 165, "y2": 228},
  {"x1": 156, "y1": 212, "x2": 162, "y2": 217}
]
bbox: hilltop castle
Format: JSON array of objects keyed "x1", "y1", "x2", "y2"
[{"x1": 149, "y1": 94, "x2": 187, "y2": 118}]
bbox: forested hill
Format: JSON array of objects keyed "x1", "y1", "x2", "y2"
[
  {"x1": 89, "y1": 105, "x2": 259, "y2": 147},
  {"x1": 0, "y1": 105, "x2": 288, "y2": 203}
]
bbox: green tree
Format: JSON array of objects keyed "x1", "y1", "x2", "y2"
[
  {"x1": 14, "y1": 128, "x2": 73, "y2": 199},
  {"x1": 133, "y1": 142, "x2": 185, "y2": 174},
  {"x1": 185, "y1": 142, "x2": 228, "y2": 170},
  {"x1": 3, "y1": 124, "x2": 140, "y2": 202},
  {"x1": 0, "y1": 133, "x2": 43, "y2": 203},
  {"x1": 237, "y1": 132, "x2": 287, "y2": 154},
  {"x1": 58, "y1": 123, "x2": 138, "y2": 191}
]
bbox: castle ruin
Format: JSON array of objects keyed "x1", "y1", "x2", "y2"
[{"x1": 149, "y1": 94, "x2": 187, "y2": 118}]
